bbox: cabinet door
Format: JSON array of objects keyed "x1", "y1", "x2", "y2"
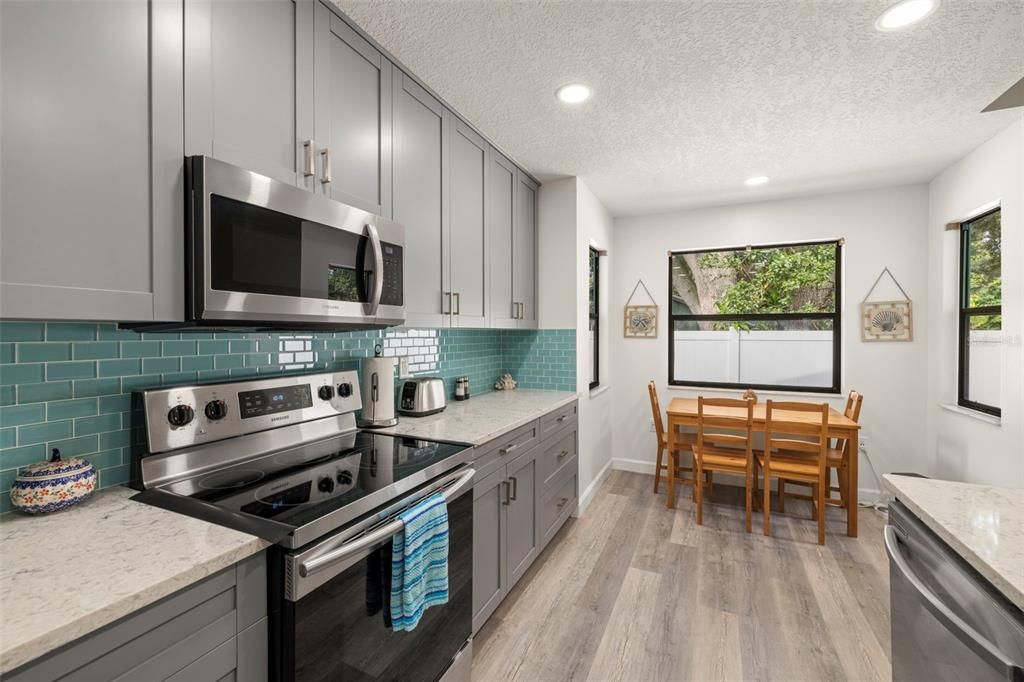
[
  {"x1": 449, "y1": 120, "x2": 489, "y2": 327},
  {"x1": 393, "y1": 71, "x2": 449, "y2": 327},
  {"x1": 472, "y1": 467, "x2": 509, "y2": 634},
  {"x1": 515, "y1": 171, "x2": 539, "y2": 329},
  {"x1": 488, "y1": 149, "x2": 518, "y2": 329},
  {"x1": 185, "y1": 0, "x2": 310, "y2": 189},
  {"x1": 506, "y1": 447, "x2": 540, "y2": 587},
  {"x1": 0, "y1": 0, "x2": 183, "y2": 322},
  {"x1": 314, "y1": 3, "x2": 392, "y2": 216}
]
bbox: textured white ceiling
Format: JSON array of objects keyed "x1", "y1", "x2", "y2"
[{"x1": 335, "y1": 0, "x2": 1024, "y2": 216}]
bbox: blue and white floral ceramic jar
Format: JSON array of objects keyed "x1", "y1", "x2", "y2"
[{"x1": 10, "y1": 448, "x2": 97, "y2": 514}]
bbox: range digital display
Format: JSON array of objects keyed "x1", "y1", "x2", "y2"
[{"x1": 239, "y1": 385, "x2": 313, "y2": 419}]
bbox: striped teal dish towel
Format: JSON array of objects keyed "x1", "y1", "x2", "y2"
[{"x1": 390, "y1": 491, "x2": 450, "y2": 632}]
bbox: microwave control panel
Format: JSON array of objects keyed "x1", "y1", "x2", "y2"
[{"x1": 381, "y1": 243, "x2": 403, "y2": 307}]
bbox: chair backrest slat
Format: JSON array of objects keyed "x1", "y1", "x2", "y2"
[
  {"x1": 833, "y1": 390, "x2": 864, "y2": 452},
  {"x1": 763, "y1": 399, "x2": 829, "y2": 468},
  {"x1": 696, "y1": 396, "x2": 754, "y2": 467},
  {"x1": 647, "y1": 381, "x2": 665, "y2": 443}
]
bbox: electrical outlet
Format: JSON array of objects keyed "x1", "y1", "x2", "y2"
[
  {"x1": 398, "y1": 357, "x2": 410, "y2": 379},
  {"x1": 858, "y1": 437, "x2": 868, "y2": 454}
]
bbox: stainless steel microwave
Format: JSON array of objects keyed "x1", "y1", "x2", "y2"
[{"x1": 184, "y1": 156, "x2": 404, "y2": 331}]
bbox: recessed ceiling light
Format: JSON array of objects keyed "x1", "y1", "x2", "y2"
[
  {"x1": 745, "y1": 176, "x2": 769, "y2": 186},
  {"x1": 556, "y1": 83, "x2": 591, "y2": 104},
  {"x1": 875, "y1": 0, "x2": 938, "y2": 31}
]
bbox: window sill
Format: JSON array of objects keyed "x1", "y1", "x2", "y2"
[
  {"x1": 666, "y1": 384, "x2": 840, "y2": 400},
  {"x1": 589, "y1": 385, "x2": 610, "y2": 398},
  {"x1": 939, "y1": 403, "x2": 1001, "y2": 426}
]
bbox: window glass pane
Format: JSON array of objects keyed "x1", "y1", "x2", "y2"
[
  {"x1": 966, "y1": 211, "x2": 1001, "y2": 308},
  {"x1": 589, "y1": 249, "x2": 598, "y2": 316},
  {"x1": 966, "y1": 314, "x2": 1001, "y2": 408},
  {"x1": 672, "y1": 318, "x2": 834, "y2": 388},
  {"x1": 589, "y1": 317, "x2": 598, "y2": 385},
  {"x1": 671, "y1": 243, "x2": 836, "y2": 315}
]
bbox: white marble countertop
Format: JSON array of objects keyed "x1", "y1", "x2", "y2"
[
  {"x1": 375, "y1": 389, "x2": 579, "y2": 445},
  {"x1": 0, "y1": 487, "x2": 269, "y2": 674},
  {"x1": 884, "y1": 474, "x2": 1024, "y2": 610}
]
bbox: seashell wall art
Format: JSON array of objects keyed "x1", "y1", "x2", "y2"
[{"x1": 861, "y1": 267, "x2": 914, "y2": 342}]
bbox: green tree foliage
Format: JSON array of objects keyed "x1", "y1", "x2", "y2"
[
  {"x1": 966, "y1": 210, "x2": 1001, "y2": 331},
  {"x1": 698, "y1": 244, "x2": 835, "y2": 330}
]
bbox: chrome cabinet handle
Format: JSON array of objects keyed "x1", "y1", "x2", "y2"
[
  {"x1": 365, "y1": 223, "x2": 384, "y2": 316},
  {"x1": 512, "y1": 302, "x2": 518, "y2": 319},
  {"x1": 444, "y1": 292, "x2": 452, "y2": 315},
  {"x1": 556, "y1": 497, "x2": 569, "y2": 508},
  {"x1": 454, "y1": 292, "x2": 461, "y2": 315},
  {"x1": 519, "y1": 302, "x2": 525, "y2": 320},
  {"x1": 303, "y1": 140, "x2": 315, "y2": 177},
  {"x1": 557, "y1": 415, "x2": 568, "y2": 423},
  {"x1": 883, "y1": 526, "x2": 1020, "y2": 677},
  {"x1": 557, "y1": 449, "x2": 569, "y2": 459},
  {"x1": 499, "y1": 442, "x2": 519, "y2": 456},
  {"x1": 502, "y1": 481, "x2": 511, "y2": 505},
  {"x1": 509, "y1": 476, "x2": 518, "y2": 501},
  {"x1": 298, "y1": 467, "x2": 476, "y2": 578},
  {"x1": 320, "y1": 148, "x2": 332, "y2": 184}
]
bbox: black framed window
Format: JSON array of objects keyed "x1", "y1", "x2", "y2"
[
  {"x1": 589, "y1": 247, "x2": 600, "y2": 389},
  {"x1": 958, "y1": 207, "x2": 1001, "y2": 417},
  {"x1": 668, "y1": 240, "x2": 842, "y2": 393}
]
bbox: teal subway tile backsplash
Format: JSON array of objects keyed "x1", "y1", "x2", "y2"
[{"x1": 0, "y1": 321, "x2": 575, "y2": 513}]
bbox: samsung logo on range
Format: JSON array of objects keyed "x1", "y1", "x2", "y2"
[{"x1": 271, "y1": 415, "x2": 291, "y2": 423}]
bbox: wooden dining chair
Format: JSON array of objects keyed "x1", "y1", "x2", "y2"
[
  {"x1": 778, "y1": 391, "x2": 863, "y2": 511},
  {"x1": 694, "y1": 397, "x2": 755, "y2": 532},
  {"x1": 756, "y1": 400, "x2": 831, "y2": 545},
  {"x1": 648, "y1": 382, "x2": 697, "y2": 496}
]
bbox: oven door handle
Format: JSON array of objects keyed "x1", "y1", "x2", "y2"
[
  {"x1": 884, "y1": 526, "x2": 1020, "y2": 678},
  {"x1": 299, "y1": 467, "x2": 475, "y2": 578},
  {"x1": 366, "y1": 223, "x2": 384, "y2": 317}
]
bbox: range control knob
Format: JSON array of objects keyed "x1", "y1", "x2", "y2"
[
  {"x1": 337, "y1": 382, "x2": 353, "y2": 398},
  {"x1": 336, "y1": 470, "x2": 353, "y2": 486},
  {"x1": 204, "y1": 400, "x2": 227, "y2": 421},
  {"x1": 317, "y1": 476, "x2": 335, "y2": 493},
  {"x1": 318, "y1": 385, "x2": 335, "y2": 401},
  {"x1": 167, "y1": 404, "x2": 195, "y2": 427}
]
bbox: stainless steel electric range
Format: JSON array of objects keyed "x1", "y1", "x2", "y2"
[{"x1": 130, "y1": 371, "x2": 474, "y2": 682}]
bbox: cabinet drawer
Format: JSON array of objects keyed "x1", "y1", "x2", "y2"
[
  {"x1": 538, "y1": 427, "x2": 577, "y2": 491},
  {"x1": 471, "y1": 420, "x2": 539, "y2": 482},
  {"x1": 539, "y1": 469, "x2": 577, "y2": 548},
  {"x1": 539, "y1": 402, "x2": 577, "y2": 439}
]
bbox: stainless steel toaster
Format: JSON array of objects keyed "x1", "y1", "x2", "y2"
[{"x1": 398, "y1": 377, "x2": 447, "y2": 416}]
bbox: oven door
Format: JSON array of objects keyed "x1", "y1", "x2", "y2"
[
  {"x1": 271, "y1": 467, "x2": 474, "y2": 682},
  {"x1": 189, "y1": 156, "x2": 404, "y2": 328}
]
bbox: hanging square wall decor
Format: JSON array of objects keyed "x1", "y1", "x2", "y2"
[{"x1": 624, "y1": 304, "x2": 658, "y2": 338}]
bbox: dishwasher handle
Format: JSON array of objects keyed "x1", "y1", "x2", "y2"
[{"x1": 884, "y1": 526, "x2": 1023, "y2": 680}]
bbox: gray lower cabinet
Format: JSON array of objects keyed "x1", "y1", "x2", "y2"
[
  {"x1": 7, "y1": 553, "x2": 267, "y2": 682},
  {"x1": 185, "y1": 0, "x2": 313, "y2": 190},
  {"x1": 472, "y1": 403, "x2": 578, "y2": 634},
  {"x1": 0, "y1": 0, "x2": 183, "y2": 322},
  {"x1": 314, "y1": 1, "x2": 392, "y2": 217},
  {"x1": 449, "y1": 121, "x2": 490, "y2": 327}
]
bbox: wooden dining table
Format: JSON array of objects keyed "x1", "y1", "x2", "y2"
[{"x1": 665, "y1": 398, "x2": 862, "y2": 537}]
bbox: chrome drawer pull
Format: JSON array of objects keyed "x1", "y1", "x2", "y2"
[
  {"x1": 557, "y1": 415, "x2": 568, "y2": 423},
  {"x1": 556, "y1": 497, "x2": 569, "y2": 508},
  {"x1": 557, "y1": 449, "x2": 569, "y2": 459},
  {"x1": 502, "y1": 481, "x2": 511, "y2": 505},
  {"x1": 509, "y1": 476, "x2": 518, "y2": 501},
  {"x1": 302, "y1": 139, "x2": 315, "y2": 177},
  {"x1": 499, "y1": 442, "x2": 519, "y2": 456}
]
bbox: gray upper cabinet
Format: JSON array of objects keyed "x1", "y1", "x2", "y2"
[
  {"x1": 449, "y1": 121, "x2": 489, "y2": 327},
  {"x1": 515, "y1": 171, "x2": 539, "y2": 329},
  {"x1": 314, "y1": 2, "x2": 392, "y2": 216},
  {"x1": 393, "y1": 71, "x2": 449, "y2": 328},
  {"x1": 185, "y1": 0, "x2": 313, "y2": 190},
  {"x1": 488, "y1": 150, "x2": 518, "y2": 329},
  {"x1": 0, "y1": 0, "x2": 183, "y2": 322}
]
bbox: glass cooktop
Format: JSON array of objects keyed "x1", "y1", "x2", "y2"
[{"x1": 160, "y1": 431, "x2": 467, "y2": 530}]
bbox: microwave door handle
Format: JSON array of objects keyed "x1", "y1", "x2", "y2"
[
  {"x1": 884, "y1": 526, "x2": 1021, "y2": 678},
  {"x1": 298, "y1": 467, "x2": 476, "y2": 578},
  {"x1": 366, "y1": 223, "x2": 384, "y2": 316}
]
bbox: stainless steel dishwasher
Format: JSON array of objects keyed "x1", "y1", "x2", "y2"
[{"x1": 887, "y1": 500, "x2": 1024, "y2": 681}]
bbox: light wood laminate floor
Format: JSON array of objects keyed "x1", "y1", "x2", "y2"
[{"x1": 473, "y1": 470, "x2": 891, "y2": 682}]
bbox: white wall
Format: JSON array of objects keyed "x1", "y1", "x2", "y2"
[
  {"x1": 611, "y1": 184, "x2": 932, "y2": 499},
  {"x1": 576, "y1": 179, "x2": 614, "y2": 511},
  {"x1": 537, "y1": 177, "x2": 616, "y2": 513},
  {"x1": 926, "y1": 117, "x2": 1024, "y2": 488}
]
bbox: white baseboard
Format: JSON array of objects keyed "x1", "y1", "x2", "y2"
[
  {"x1": 575, "y1": 459, "x2": 612, "y2": 517},
  {"x1": 611, "y1": 457, "x2": 887, "y2": 507}
]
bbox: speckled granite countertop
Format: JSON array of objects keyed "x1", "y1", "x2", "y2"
[
  {"x1": 375, "y1": 389, "x2": 578, "y2": 445},
  {"x1": 884, "y1": 474, "x2": 1024, "y2": 610},
  {"x1": 0, "y1": 487, "x2": 269, "y2": 674}
]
